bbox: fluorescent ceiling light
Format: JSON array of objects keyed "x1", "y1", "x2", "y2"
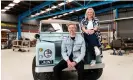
[
  {"x1": 69, "y1": 11, "x2": 74, "y2": 13},
  {"x1": 4, "y1": 6, "x2": 11, "y2": 10},
  {"x1": 63, "y1": 13, "x2": 68, "y2": 15},
  {"x1": 46, "y1": 8, "x2": 52, "y2": 11},
  {"x1": 35, "y1": 13, "x2": 40, "y2": 16},
  {"x1": 53, "y1": 16, "x2": 57, "y2": 18},
  {"x1": 13, "y1": 0, "x2": 21, "y2": 3},
  {"x1": 76, "y1": 9, "x2": 82, "y2": 11},
  {"x1": 66, "y1": 0, "x2": 74, "y2": 2},
  {"x1": 58, "y1": 2, "x2": 65, "y2": 6},
  {"x1": 9, "y1": 3, "x2": 15, "y2": 7},
  {"x1": 31, "y1": 15, "x2": 35, "y2": 17},
  {"x1": 1, "y1": 9, "x2": 6, "y2": 12},
  {"x1": 51, "y1": 6, "x2": 57, "y2": 9},
  {"x1": 58, "y1": 15, "x2": 63, "y2": 18},
  {"x1": 40, "y1": 11, "x2": 46, "y2": 14}
]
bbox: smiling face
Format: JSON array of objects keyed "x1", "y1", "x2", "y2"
[
  {"x1": 68, "y1": 24, "x2": 77, "y2": 35},
  {"x1": 86, "y1": 8, "x2": 95, "y2": 19}
]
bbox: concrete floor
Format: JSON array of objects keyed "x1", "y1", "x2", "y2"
[{"x1": 1, "y1": 47, "x2": 133, "y2": 80}]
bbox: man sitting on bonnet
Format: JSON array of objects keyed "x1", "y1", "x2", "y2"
[{"x1": 53, "y1": 23, "x2": 86, "y2": 80}]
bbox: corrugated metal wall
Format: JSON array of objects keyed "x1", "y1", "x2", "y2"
[
  {"x1": 1, "y1": 13, "x2": 18, "y2": 23},
  {"x1": 117, "y1": 19, "x2": 133, "y2": 38}
]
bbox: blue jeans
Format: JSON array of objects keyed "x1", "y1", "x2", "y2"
[
  {"x1": 83, "y1": 33, "x2": 100, "y2": 62},
  {"x1": 83, "y1": 33, "x2": 100, "y2": 47}
]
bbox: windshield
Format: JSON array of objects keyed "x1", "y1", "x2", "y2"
[{"x1": 41, "y1": 23, "x2": 80, "y2": 32}]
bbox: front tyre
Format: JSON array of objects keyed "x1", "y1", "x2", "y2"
[
  {"x1": 32, "y1": 56, "x2": 53, "y2": 80},
  {"x1": 84, "y1": 68, "x2": 103, "y2": 80},
  {"x1": 32, "y1": 56, "x2": 42, "y2": 80},
  {"x1": 41, "y1": 72, "x2": 53, "y2": 80}
]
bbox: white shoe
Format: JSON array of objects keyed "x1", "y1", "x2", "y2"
[
  {"x1": 90, "y1": 60, "x2": 96, "y2": 66},
  {"x1": 94, "y1": 46, "x2": 100, "y2": 56}
]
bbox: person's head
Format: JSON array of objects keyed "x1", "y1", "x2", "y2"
[
  {"x1": 85, "y1": 8, "x2": 95, "y2": 19},
  {"x1": 67, "y1": 24, "x2": 77, "y2": 35}
]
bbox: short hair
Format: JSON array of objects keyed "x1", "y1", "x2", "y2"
[{"x1": 66, "y1": 23, "x2": 76, "y2": 28}]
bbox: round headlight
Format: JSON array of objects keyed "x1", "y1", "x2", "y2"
[{"x1": 44, "y1": 49, "x2": 52, "y2": 58}]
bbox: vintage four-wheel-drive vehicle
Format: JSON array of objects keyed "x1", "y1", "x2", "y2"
[{"x1": 32, "y1": 19, "x2": 105, "y2": 80}]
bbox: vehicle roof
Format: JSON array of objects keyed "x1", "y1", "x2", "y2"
[
  {"x1": 1, "y1": 29, "x2": 11, "y2": 32},
  {"x1": 41, "y1": 19, "x2": 79, "y2": 24}
]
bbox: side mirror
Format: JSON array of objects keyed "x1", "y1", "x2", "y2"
[{"x1": 35, "y1": 34, "x2": 40, "y2": 39}]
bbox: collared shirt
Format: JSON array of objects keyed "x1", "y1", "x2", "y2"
[{"x1": 61, "y1": 34, "x2": 86, "y2": 63}]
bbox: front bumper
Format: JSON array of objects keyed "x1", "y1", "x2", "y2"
[{"x1": 35, "y1": 63, "x2": 105, "y2": 73}]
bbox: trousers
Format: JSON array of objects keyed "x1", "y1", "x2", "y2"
[{"x1": 53, "y1": 60, "x2": 84, "y2": 80}]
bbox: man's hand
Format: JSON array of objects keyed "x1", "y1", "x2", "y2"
[
  {"x1": 71, "y1": 62, "x2": 77, "y2": 67},
  {"x1": 66, "y1": 60, "x2": 73, "y2": 69}
]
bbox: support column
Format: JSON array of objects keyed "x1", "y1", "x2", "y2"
[
  {"x1": 113, "y1": 8, "x2": 119, "y2": 40},
  {"x1": 17, "y1": 17, "x2": 22, "y2": 40}
]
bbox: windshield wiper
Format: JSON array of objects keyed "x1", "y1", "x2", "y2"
[{"x1": 41, "y1": 40, "x2": 61, "y2": 43}]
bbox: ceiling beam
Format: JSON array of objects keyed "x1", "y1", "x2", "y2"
[
  {"x1": 19, "y1": 1, "x2": 56, "y2": 19},
  {"x1": 23, "y1": 1, "x2": 116, "y2": 22},
  {"x1": 78, "y1": 3, "x2": 133, "y2": 21}
]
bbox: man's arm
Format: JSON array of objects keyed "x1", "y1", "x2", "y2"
[
  {"x1": 61, "y1": 40, "x2": 69, "y2": 61},
  {"x1": 62, "y1": 40, "x2": 74, "y2": 68},
  {"x1": 74, "y1": 38, "x2": 86, "y2": 63}
]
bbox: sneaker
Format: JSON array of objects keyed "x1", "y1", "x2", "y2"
[
  {"x1": 90, "y1": 60, "x2": 96, "y2": 66},
  {"x1": 94, "y1": 46, "x2": 100, "y2": 56}
]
